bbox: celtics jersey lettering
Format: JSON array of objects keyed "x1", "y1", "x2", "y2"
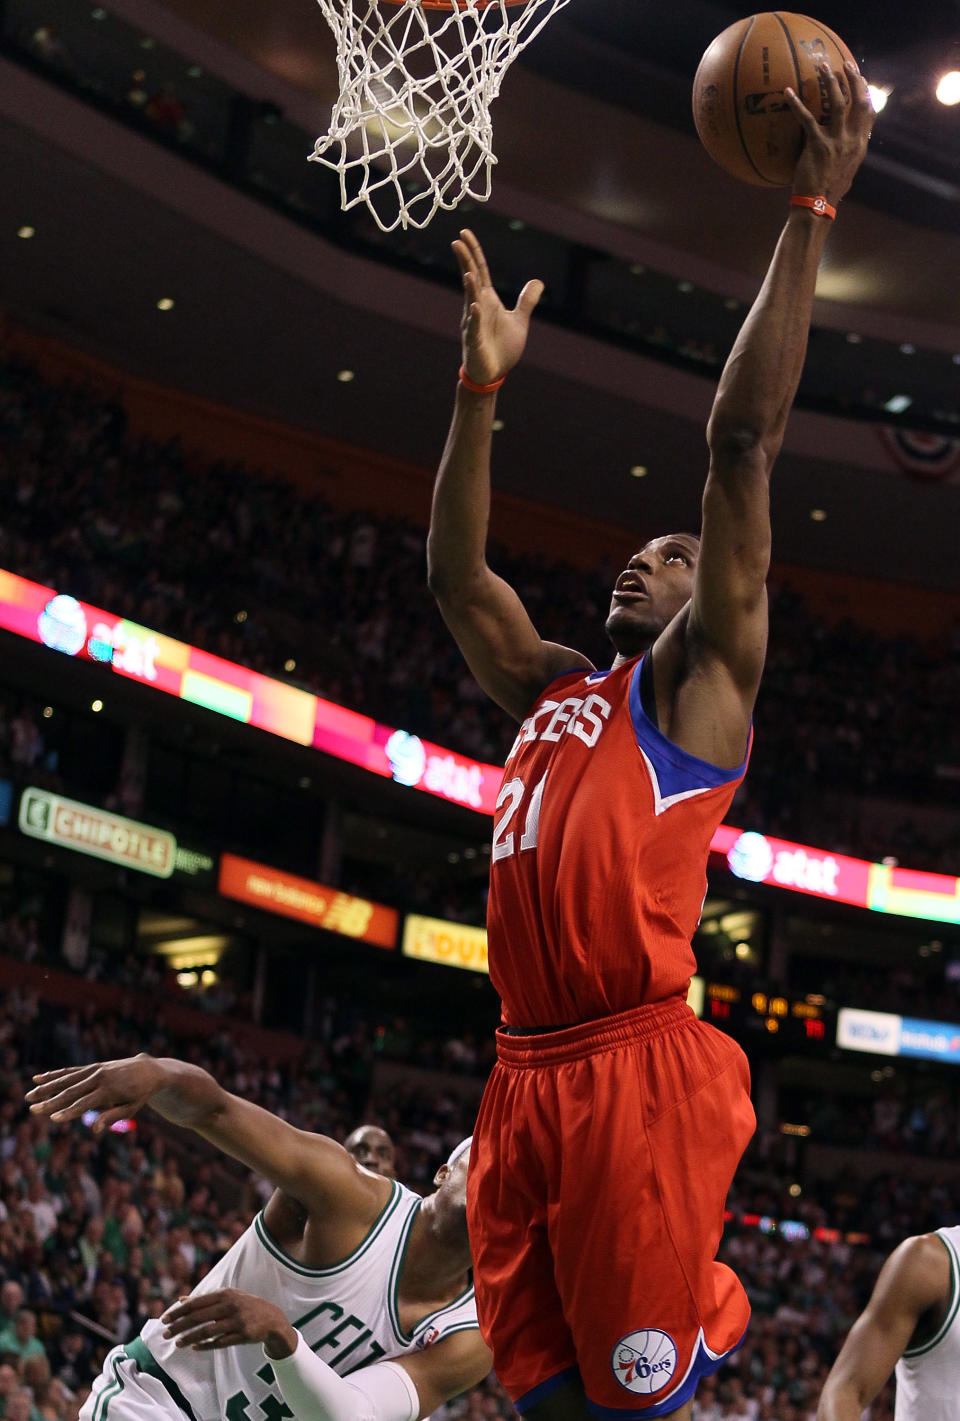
[
  {"x1": 895, "y1": 1226, "x2": 960, "y2": 1421},
  {"x1": 140, "y1": 1181, "x2": 477, "y2": 1421}
]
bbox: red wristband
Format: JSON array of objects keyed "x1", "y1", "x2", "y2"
[
  {"x1": 790, "y1": 194, "x2": 837, "y2": 221},
  {"x1": 459, "y1": 364, "x2": 505, "y2": 394}
]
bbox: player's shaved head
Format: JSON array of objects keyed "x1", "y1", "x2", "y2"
[{"x1": 344, "y1": 1125, "x2": 397, "y2": 1178}]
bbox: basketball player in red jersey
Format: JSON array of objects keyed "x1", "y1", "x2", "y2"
[{"x1": 427, "y1": 65, "x2": 874, "y2": 1421}]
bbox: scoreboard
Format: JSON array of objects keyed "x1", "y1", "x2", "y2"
[{"x1": 703, "y1": 981, "x2": 835, "y2": 1050}]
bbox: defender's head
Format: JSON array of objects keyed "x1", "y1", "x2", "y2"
[
  {"x1": 429, "y1": 1138, "x2": 471, "y2": 1243},
  {"x1": 344, "y1": 1125, "x2": 397, "y2": 1179},
  {"x1": 605, "y1": 534, "x2": 700, "y2": 659}
]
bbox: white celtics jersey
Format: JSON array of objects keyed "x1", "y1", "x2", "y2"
[
  {"x1": 138, "y1": 1181, "x2": 477, "y2": 1421},
  {"x1": 895, "y1": 1226, "x2": 960, "y2": 1421}
]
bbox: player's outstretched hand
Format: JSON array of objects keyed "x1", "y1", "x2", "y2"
[
  {"x1": 452, "y1": 228, "x2": 544, "y2": 386},
  {"x1": 26, "y1": 1055, "x2": 163, "y2": 1134},
  {"x1": 784, "y1": 60, "x2": 874, "y2": 206},
  {"x1": 163, "y1": 1290, "x2": 297, "y2": 1358}
]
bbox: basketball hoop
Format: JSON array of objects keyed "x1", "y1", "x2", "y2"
[{"x1": 308, "y1": 0, "x2": 574, "y2": 232}]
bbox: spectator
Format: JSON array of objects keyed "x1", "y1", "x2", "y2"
[
  {"x1": 0, "y1": 1286, "x2": 23, "y2": 1333},
  {"x1": 0, "y1": 1362, "x2": 21, "y2": 1415},
  {"x1": 4, "y1": 1390, "x2": 34, "y2": 1421},
  {"x1": 20, "y1": 1182, "x2": 57, "y2": 1246},
  {"x1": 0, "y1": 1311, "x2": 46, "y2": 1367},
  {"x1": 143, "y1": 85, "x2": 185, "y2": 135}
]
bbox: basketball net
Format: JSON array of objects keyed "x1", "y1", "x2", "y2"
[{"x1": 309, "y1": 0, "x2": 573, "y2": 232}]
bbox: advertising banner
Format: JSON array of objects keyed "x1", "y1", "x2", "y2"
[
  {"x1": 0, "y1": 568, "x2": 499, "y2": 815},
  {"x1": 899, "y1": 1017, "x2": 960, "y2": 1064},
  {"x1": 836, "y1": 1007, "x2": 902, "y2": 1057},
  {"x1": 402, "y1": 914, "x2": 489, "y2": 974},
  {"x1": 836, "y1": 1007, "x2": 960, "y2": 1065},
  {"x1": 712, "y1": 825, "x2": 960, "y2": 927},
  {"x1": 18, "y1": 787, "x2": 176, "y2": 878},
  {"x1": 4, "y1": 566, "x2": 960, "y2": 925},
  {"x1": 218, "y1": 853, "x2": 397, "y2": 947}
]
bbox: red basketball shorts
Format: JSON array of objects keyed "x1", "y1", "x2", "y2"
[{"x1": 466, "y1": 997, "x2": 755, "y2": 1417}]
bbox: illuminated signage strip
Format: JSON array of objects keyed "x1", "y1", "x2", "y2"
[
  {"x1": 837, "y1": 1006, "x2": 960, "y2": 1065},
  {"x1": 0, "y1": 569, "x2": 499, "y2": 815},
  {"x1": 402, "y1": 914, "x2": 489, "y2": 974},
  {"x1": 711, "y1": 825, "x2": 960, "y2": 926},
  {"x1": 18, "y1": 786, "x2": 176, "y2": 878},
  {"x1": 0, "y1": 570, "x2": 316, "y2": 745},
  {"x1": 219, "y1": 852, "x2": 397, "y2": 947},
  {"x1": 3, "y1": 567, "x2": 960, "y2": 922},
  {"x1": 312, "y1": 716, "x2": 502, "y2": 815}
]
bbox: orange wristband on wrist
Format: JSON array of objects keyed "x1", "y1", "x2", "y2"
[
  {"x1": 459, "y1": 365, "x2": 505, "y2": 394},
  {"x1": 790, "y1": 194, "x2": 837, "y2": 221}
]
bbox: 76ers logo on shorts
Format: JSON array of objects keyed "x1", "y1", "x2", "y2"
[{"x1": 611, "y1": 1330, "x2": 678, "y2": 1394}]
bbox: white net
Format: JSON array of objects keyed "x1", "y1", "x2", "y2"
[{"x1": 308, "y1": 0, "x2": 574, "y2": 232}]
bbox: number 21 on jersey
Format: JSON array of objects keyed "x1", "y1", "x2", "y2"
[{"x1": 492, "y1": 771, "x2": 547, "y2": 863}]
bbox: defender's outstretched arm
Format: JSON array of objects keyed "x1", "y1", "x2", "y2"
[{"x1": 27, "y1": 1055, "x2": 382, "y2": 1218}]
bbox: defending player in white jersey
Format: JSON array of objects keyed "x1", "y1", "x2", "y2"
[
  {"x1": 817, "y1": 1225, "x2": 960, "y2": 1421},
  {"x1": 26, "y1": 1057, "x2": 489, "y2": 1421},
  {"x1": 345, "y1": 1125, "x2": 397, "y2": 1179}
]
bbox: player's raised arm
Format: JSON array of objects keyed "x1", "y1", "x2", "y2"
[
  {"x1": 817, "y1": 1234, "x2": 952, "y2": 1420},
  {"x1": 684, "y1": 64, "x2": 873, "y2": 733},
  {"x1": 26, "y1": 1056, "x2": 382, "y2": 1218},
  {"x1": 427, "y1": 229, "x2": 593, "y2": 723}
]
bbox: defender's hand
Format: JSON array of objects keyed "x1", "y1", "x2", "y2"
[
  {"x1": 163, "y1": 1290, "x2": 297, "y2": 1357},
  {"x1": 784, "y1": 60, "x2": 874, "y2": 206},
  {"x1": 27, "y1": 1054, "x2": 164, "y2": 1134},
  {"x1": 452, "y1": 228, "x2": 544, "y2": 386}
]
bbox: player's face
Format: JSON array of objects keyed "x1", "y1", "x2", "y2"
[
  {"x1": 344, "y1": 1126, "x2": 397, "y2": 1179},
  {"x1": 434, "y1": 1149, "x2": 470, "y2": 1220},
  {"x1": 604, "y1": 535, "x2": 699, "y2": 656}
]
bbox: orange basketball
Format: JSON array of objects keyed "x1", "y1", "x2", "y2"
[{"x1": 692, "y1": 12, "x2": 858, "y2": 186}]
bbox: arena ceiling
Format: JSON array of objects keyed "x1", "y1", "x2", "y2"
[
  {"x1": 3, "y1": 1, "x2": 960, "y2": 595},
  {"x1": 141, "y1": 0, "x2": 960, "y2": 320}
]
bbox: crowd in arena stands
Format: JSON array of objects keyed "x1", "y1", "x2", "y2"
[
  {"x1": 1, "y1": 354, "x2": 959, "y2": 875},
  {"x1": 2, "y1": 980, "x2": 947, "y2": 1421},
  {"x1": 22, "y1": 22, "x2": 196, "y2": 146}
]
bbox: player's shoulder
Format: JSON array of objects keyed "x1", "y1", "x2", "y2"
[{"x1": 878, "y1": 1232, "x2": 954, "y2": 1309}]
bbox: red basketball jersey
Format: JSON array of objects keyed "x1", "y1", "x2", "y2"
[{"x1": 486, "y1": 656, "x2": 750, "y2": 1027}]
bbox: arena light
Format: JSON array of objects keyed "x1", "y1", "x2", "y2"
[
  {"x1": 17, "y1": 225, "x2": 35, "y2": 239},
  {"x1": 867, "y1": 84, "x2": 890, "y2": 113},
  {"x1": 936, "y1": 71, "x2": 960, "y2": 105},
  {"x1": 883, "y1": 394, "x2": 912, "y2": 413}
]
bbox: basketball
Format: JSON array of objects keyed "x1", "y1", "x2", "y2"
[{"x1": 692, "y1": 12, "x2": 858, "y2": 187}]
